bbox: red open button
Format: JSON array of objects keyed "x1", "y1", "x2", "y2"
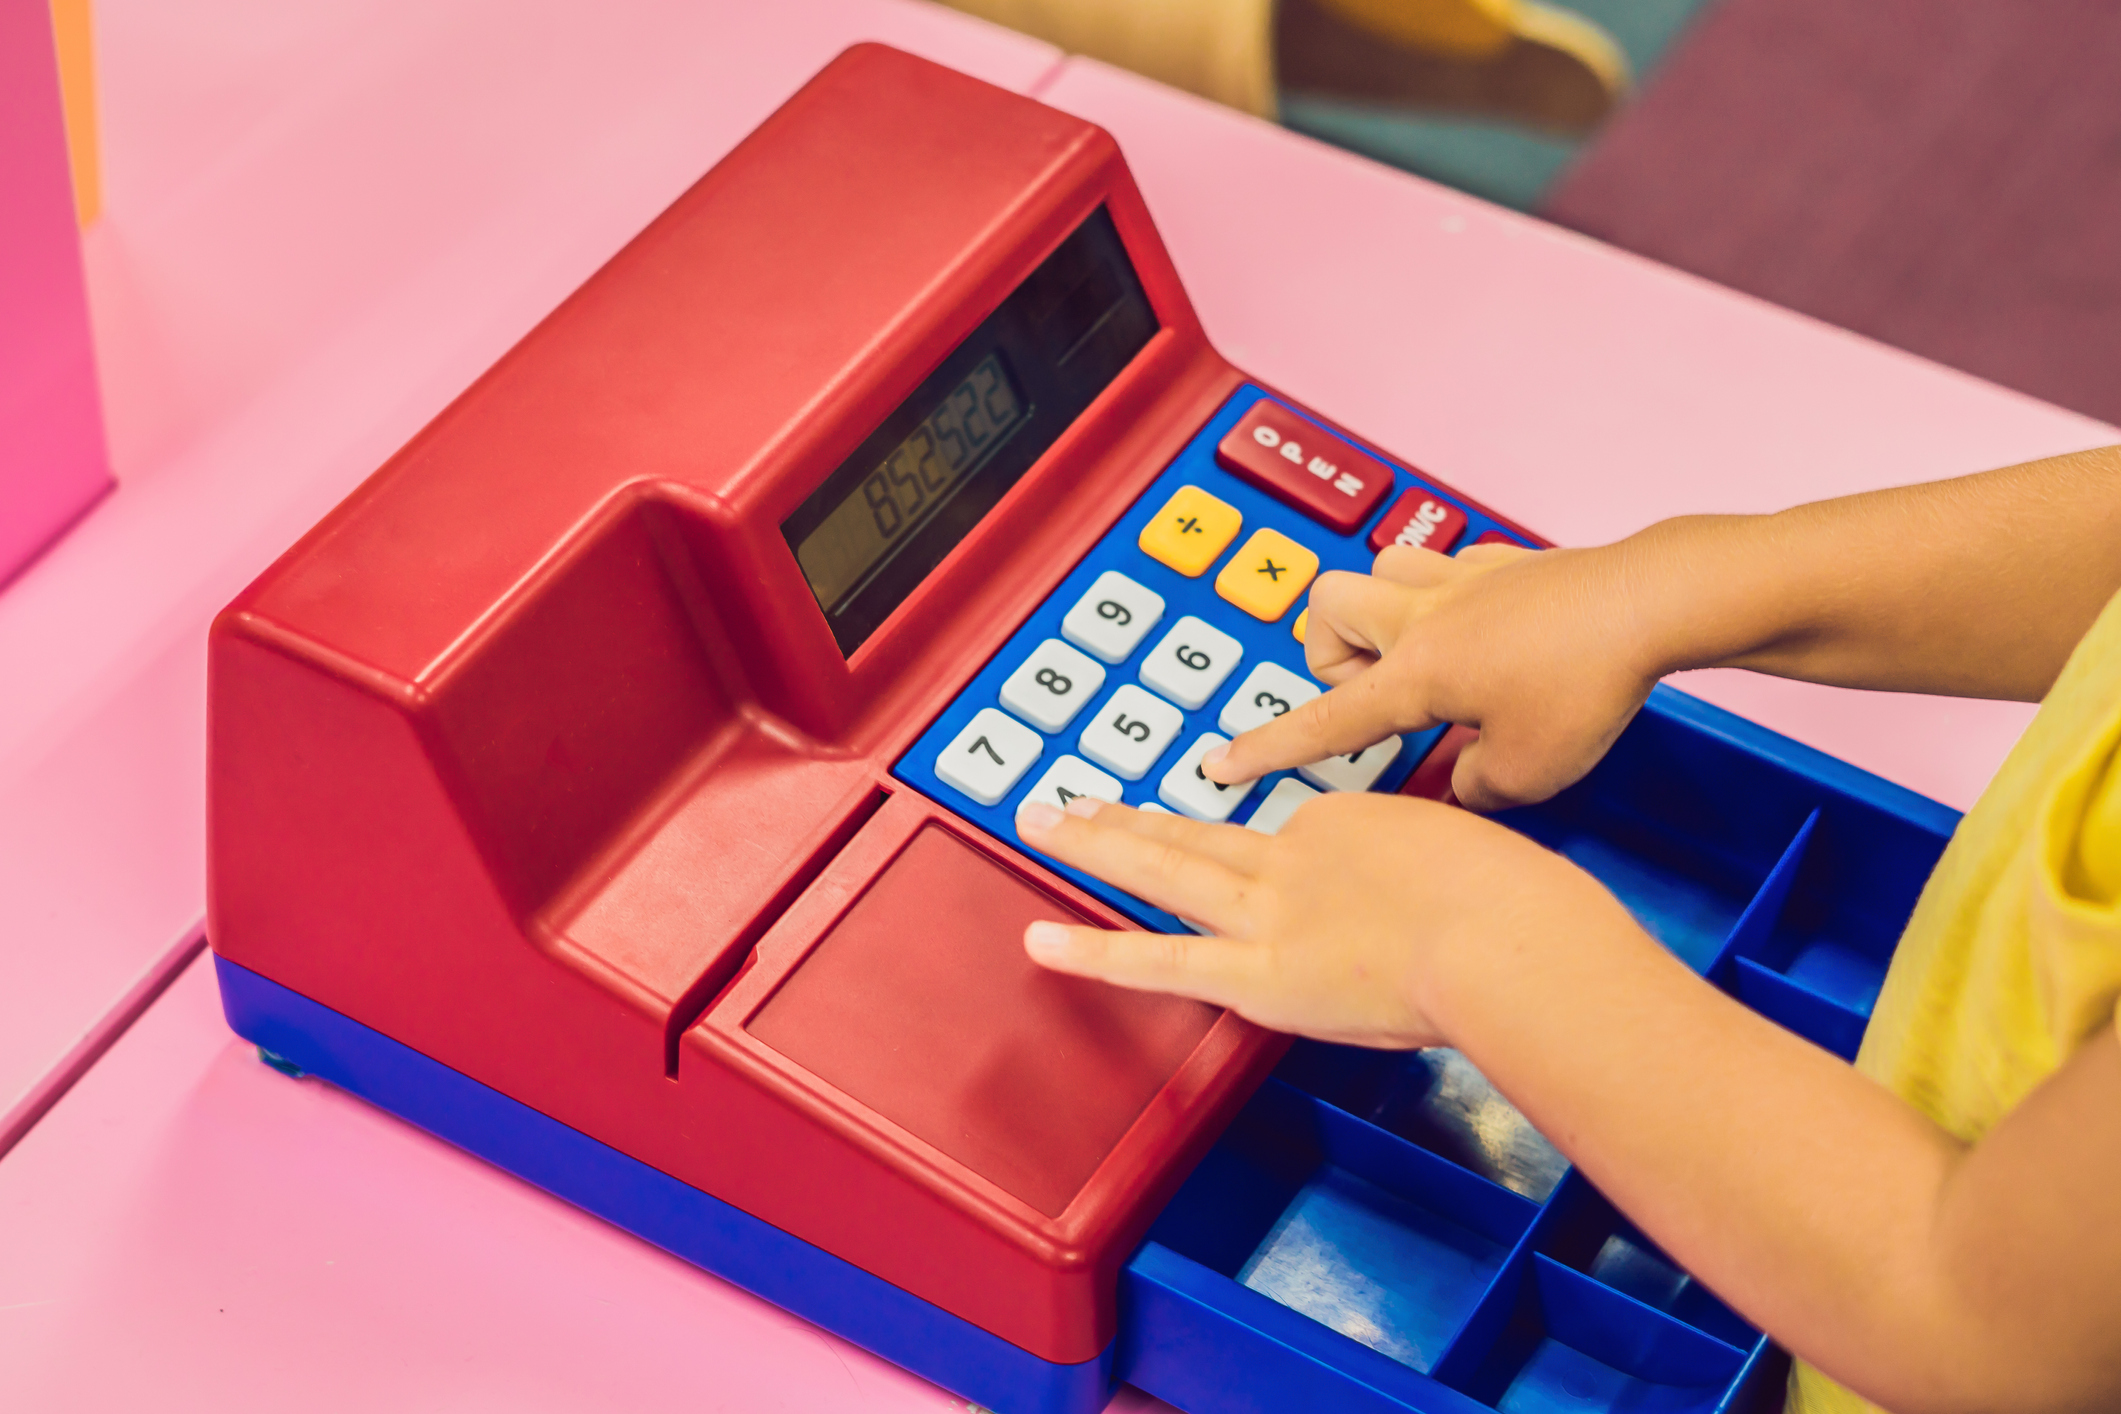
[{"x1": 1215, "y1": 400, "x2": 1392, "y2": 535}]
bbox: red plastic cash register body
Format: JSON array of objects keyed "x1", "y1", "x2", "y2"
[{"x1": 208, "y1": 42, "x2": 1333, "y2": 1377}]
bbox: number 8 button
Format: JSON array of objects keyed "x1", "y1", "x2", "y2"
[
  {"x1": 1000, "y1": 639, "x2": 1106, "y2": 732},
  {"x1": 1140, "y1": 615, "x2": 1242, "y2": 710}
]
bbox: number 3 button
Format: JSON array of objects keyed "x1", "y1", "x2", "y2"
[
  {"x1": 1000, "y1": 639, "x2": 1106, "y2": 732},
  {"x1": 1139, "y1": 615, "x2": 1242, "y2": 710},
  {"x1": 1218, "y1": 661, "x2": 1321, "y2": 737},
  {"x1": 1079, "y1": 684, "x2": 1185, "y2": 780}
]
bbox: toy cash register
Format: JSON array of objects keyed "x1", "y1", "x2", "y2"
[{"x1": 209, "y1": 44, "x2": 1959, "y2": 1414}]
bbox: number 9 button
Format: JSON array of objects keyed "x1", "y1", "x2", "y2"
[
  {"x1": 1060, "y1": 570, "x2": 1164, "y2": 664},
  {"x1": 999, "y1": 638, "x2": 1106, "y2": 732}
]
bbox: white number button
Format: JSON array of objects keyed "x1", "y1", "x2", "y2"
[
  {"x1": 1016, "y1": 755, "x2": 1124, "y2": 830},
  {"x1": 1218, "y1": 661, "x2": 1322, "y2": 737},
  {"x1": 1078, "y1": 684, "x2": 1185, "y2": 780},
  {"x1": 1299, "y1": 735, "x2": 1403, "y2": 793},
  {"x1": 936, "y1": 708, "x2": 1042, "y2": 806},
  {"x1": 1140, "y1": 615, "x2": 1243, "y2": 710},
  {"x1": 1245, "y1": 778, "x2": 1320, "y2": 835},
  {"x1": 1061, "y1": 571, "x2": 1166, "y2": 664},
  {"x1": 999, "y1": 639, "x2": 1107, "y2": 733},
  {"x1": 1158, "y1": 733, "x2": 1257, "y2": 822}
]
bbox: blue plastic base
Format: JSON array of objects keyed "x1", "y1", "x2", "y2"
[{"x1": 214, "y1": 954, "x2": 1113, "y2": 1414}]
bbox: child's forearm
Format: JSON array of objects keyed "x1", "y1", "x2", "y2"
[
  {"x1": 1422, "y1": 909, "x2": 2121, "y2": 1414},
  {"x1": 1208, "y1": 444, "x2": 2121, "y2": 807},
  {"x1": 1615, "y1": 444, "x2": 2121, "y2": 702}
]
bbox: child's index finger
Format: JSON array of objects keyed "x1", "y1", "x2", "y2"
[
  {"x1": 1017, "y1": 797, "x2": 1260, "y2": 930},
  {"x1": 1204, "y1": 670, "x2": 1433, "y2": 784},
  {"x1": 1023, "y1": 921, "x2": 1266, "y2": 1011}
]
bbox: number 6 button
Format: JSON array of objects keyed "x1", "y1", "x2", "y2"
[
  {"x1": 1140, "y1": 615, "x2": 1242, "y2": 710},
  {"x1": 1079, "y1": 684, "x2": 1184, "y2": 779},
  {"x1": 1000, "y1": 639, "x2": 1106, "y2": 732},
  {"x1": 936, "y1": 708, "x2": 1042, "y2": 806},
  {"x1": 1061, "y1": 570, "x2": 1164, "y2": 664}
]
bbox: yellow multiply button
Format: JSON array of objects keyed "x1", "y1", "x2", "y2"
[
  {"x1": 1215, "y1": 528, "x2": 1319, "y2": 622},
  {"x1": 1138, "y1": 485, "x2": 1241, "y2": 577}
]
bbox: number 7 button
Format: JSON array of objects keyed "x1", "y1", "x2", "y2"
[{"x1": 935, "y1": 708, "x2": 1042, "y2": 806}]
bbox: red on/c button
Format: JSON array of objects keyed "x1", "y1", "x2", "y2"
[
  {"x1": 1214, "y1": 401, "x2": 1392, "y2": 535},
  {"x1": 1367, "y1": 489, "x2": 1467, "y2": 555}
]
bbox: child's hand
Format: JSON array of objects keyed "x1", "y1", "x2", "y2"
[
  {"x1": 1205, "y1": 541, "x2": 1657, "y2": 811},
  {"x1": 1015, "y1": 790, "x2": 1630, "y2": 1048}
]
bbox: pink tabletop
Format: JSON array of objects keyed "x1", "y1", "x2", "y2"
[
  {"x1": 6, "y1": 29, "x2": 2119, "y2": 1414},
  {"x1": 0, "y1": 0, "x2": 1059, "y2": 1154},
  {"x1": 0, "y1": 0, "x2": 111, "y2": 586},
  {"x1": 0, "y1": 953, "x2": 1173, "y2": 1413},
  {"x1": 1036, "y1": 59, "x2": 2116, "y2": 814}
]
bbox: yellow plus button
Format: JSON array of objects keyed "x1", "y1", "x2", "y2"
[
  {"x1": 1138, "y1": 485, "x2": 1241, "y2": 577},
  {"x1": 1216, "y1": 528, "x2": 1318, "y2": 622}
]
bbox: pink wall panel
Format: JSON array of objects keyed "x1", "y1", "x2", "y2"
[{"x1": 0, "y1": 0, "x2": 112, "y2": 584}]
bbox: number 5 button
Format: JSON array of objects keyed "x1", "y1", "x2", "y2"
[
  {"x1": 1079, "y1": 684, "x2": 1185, "y2": 779},
  {"x1": 1061, "y1": 570, "x2": 1164, "y2": 664},
  {"x1": 1000, "y1": 639, "x2": 1106, "y2": 732},
  {"x1": 1219, "y1": 661, "x2": 1322, "y2": 737},
  {"x1": 936, "y1": 708, "x2": 1042, "y2": 806},
  {"x1": 1140, "y1": 615, "x2": 1242, "y2": 710}
]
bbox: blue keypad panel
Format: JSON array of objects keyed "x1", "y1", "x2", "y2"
[{"x1": 895, "y1": 385, "x2": 1522, "y2": 933}]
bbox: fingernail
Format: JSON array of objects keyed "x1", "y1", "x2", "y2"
[
  {"x1": 1064, "y1": 795, "x2": 1106, "y2": 819},
  {"x1": 1025, "y1": 920, "x2": 1072, "y2": 956},
  {"x1": 1018, "y1": 802, "x2": 1062, "y2": 833}
]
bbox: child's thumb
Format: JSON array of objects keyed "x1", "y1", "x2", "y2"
[{"x1": 1450, "y1": 730, "x2": 1561, "y2": 814}]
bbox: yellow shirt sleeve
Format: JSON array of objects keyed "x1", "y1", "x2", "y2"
[
  {"x1": 2061, "y1": 738, "x2": 2121, "y2": 907},
  {"x1": 2080, "y1": 739, "x2": 2121, "y2": 1045}
]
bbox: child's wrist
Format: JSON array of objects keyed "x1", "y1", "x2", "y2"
[
  {"x1": 1405, "y1": 827, "x2": 1614, "y2": 1042},
  {"x1": 1608, "y1": 515, "x2": 1798, "y2": 681}
]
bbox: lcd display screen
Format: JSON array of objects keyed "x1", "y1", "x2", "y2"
[
  {"x1": 783, "y1": 207, "x2": 1158, "y2": 655},
  {"x1": 794, "y1": 354, "x2": 1027, "y2": 613}
]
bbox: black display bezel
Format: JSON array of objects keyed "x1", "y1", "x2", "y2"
[{"x1": 782, "y1": 207, "x2": 1159, "y2": 656}]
